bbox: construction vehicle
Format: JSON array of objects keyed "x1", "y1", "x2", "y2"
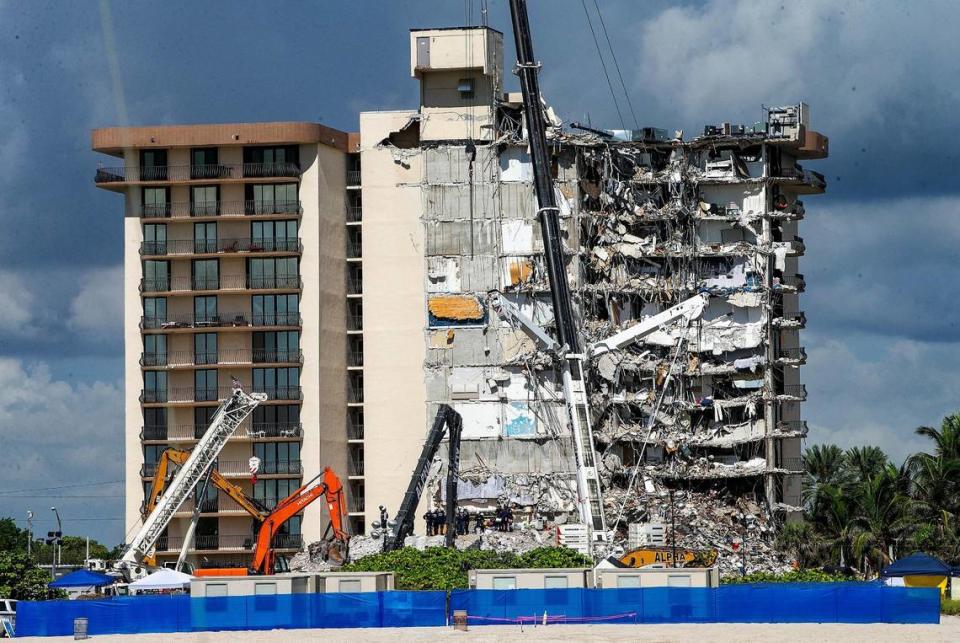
[
  {"x1": 384, "y1": 405, "x2": 463, "y2": 551},
  {"x1": 146, "y1": 449, "x2": 349, "y2": 575},
  {"x1": 114, "y1": 382, "x2": 266, "y2": 581},
  {"x1": 618, "y1": 546, "x2": 718, "y2": 569}
]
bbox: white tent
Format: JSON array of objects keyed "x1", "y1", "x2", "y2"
[{"x1": 129, "y1": 568, "x2": 193, "y2": 593}]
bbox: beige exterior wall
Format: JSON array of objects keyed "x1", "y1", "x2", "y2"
[{"x1": 358, "y1": 110, "x2": 427, "y2": 529}]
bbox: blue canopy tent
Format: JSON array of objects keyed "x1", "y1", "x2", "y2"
[
  {"x1": 881, "y1": 552, "x2": 952, "y2": 577},
  {"x1": 48, "y1": 569, "x2": 113, "y2": 589}
]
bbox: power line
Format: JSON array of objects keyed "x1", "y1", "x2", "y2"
[
  {"x1": 0, "y1": 494, "x2": 124, "y2": 499},
  {"x1": 592, "y1": 0, "x2": 640, "y2": 130},
  {"x1": 0, "y1": 480, "x2": 123, "y2": 497},
  {"x1": 580, "y1": 0, "x2": 626, "y2": 131}
]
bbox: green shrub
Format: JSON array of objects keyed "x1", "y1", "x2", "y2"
[
  {"x1": 721, "y1": 569, "x2": 850, "y2": 584},
  {"x1": 941, "y1": 599, "x2": 960, "y2": 616},
  {"x1": 342, "y1": 546, "x2": 590, "y2": 590}
]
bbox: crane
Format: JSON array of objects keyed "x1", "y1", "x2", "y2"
[
  {"x1": 384, "y1": 405, "x2": 463, "y2": 551},
  {"x1": 146, "y1": 450, "x2": 349, "y2": 574},
  {"x1": 115, "y1": 381, "x2": 266, "y2": 581}
]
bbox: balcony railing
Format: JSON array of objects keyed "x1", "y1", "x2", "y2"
[
  {"x1": 140, "y1": 385, "x2": 303, "y2": 404},
  {"x1": 347, "y1": 314, "x2": 363, "y2": 331},
  {"x1": 142, "y1": 459, "x2": 302, "y2": 478},
  {"x1": 346, "y1": 170, "x2": 361, "y2": 186},
  {"x1": 142, "y1": 422, "x2": 303, "y2": 441},
  {"x1": 95, "y1": 163, "x2": 301, "y2": 183},
  {"x1": 141, "y1": 312, "x2": 302, "y2": 330},
  {"x1": 139, "y1": 275, "x2": 302, "y2": 293},
  {"x1": 140, "y1": 349, "x2": 304, "y2": 368},
  {"x1": 347, "y1": 277, "x2": 363, "y2": 295},
  {"x1": 140, "y1": 238, "x2": 302, "y2": 256},
  {"x1": 347, "y1": 205, "x2": 362, "y2": 223},
  {"x1": 155, "y1": 533, "x2": 302, "y2": 552},
  {"x1": 348, "y1": 351, "x2": 364, "y2": 367},
  {"x1": 348, "y1": 496, "x2": 365, "y2": 513},
  {"x1": 348, "y1": 457, "x2": 364, "y2": 476},
  {"x1": 778, "y1": 274, "x2": 806, "y2": 292},
  {"x1": 777, "y1": 384, "x2": 807, "y2": 400},
  {"x1": 347, "y1": 386, "x2": 364, "y2": 403},
  {"x1": 780, "y1": 456, "x2": 805, "y2": 472},
  {"x1": 138, "y1": 200, "x2": 303, "y2": 219},
  {"x1": 347, "y1": 240, "x2": 362, "y2": 259},
  {"x1": 776, "y1": 420, "x2": 809, "y2": 435},
  {"x1": 776, "y1": 347, "x2": 807, "y2": 362},
  {"x1": 347, "y1": 421, "x2": 364, "y2": 440}
]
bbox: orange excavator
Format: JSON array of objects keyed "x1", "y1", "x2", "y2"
[{"x1": 145, "y1": 449, "x2": 349, "y2": 576}]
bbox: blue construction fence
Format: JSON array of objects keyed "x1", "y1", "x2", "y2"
[{"x1": 15, "y1": 583, "x2": 939, "y2": 637}]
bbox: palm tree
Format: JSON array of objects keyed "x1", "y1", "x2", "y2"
[
  {"x1": 851, "y1": 465, "x2": 914, "y2": 574},
  {"x1": 915, "y1": 414, "x2": 960, "y2": 461},
  {"x1": 844, "y1": 446, "x2": 888, "y2": 482},
  {"x1": 803, "y1": 444, "x2": 847, "y2": 512}
]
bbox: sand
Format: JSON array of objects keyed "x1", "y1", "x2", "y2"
[{"x1": 18, "y1": 617, "x2": 960, "y2": 643}]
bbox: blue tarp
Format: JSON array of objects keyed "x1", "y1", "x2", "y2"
[
  {"x1": 15, "y1": 583, "x2": 940, "y2": 637},
  {"x1": 48, "y1": 569, "x2": 114, "y2": 588},
  {"x1": 881, "y1": 552, "x2": 952, "y2": 577}
]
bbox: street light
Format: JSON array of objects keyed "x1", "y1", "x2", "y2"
[
  {"x1": 26, "y1": 511, "x2": 33, "y2": 560},
  {"x1": 50, "y1": 507, "x2": 62, "y2": 580}
]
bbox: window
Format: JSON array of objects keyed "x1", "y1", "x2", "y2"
[
  {"x1": 192, "y1": 259, "x2": 219, "y2": 290},
  {"x1": 191, "y1": 185, "x2": 219, "y2": 216},
  {"x1": 338, "y1": 579, "x2": 361, "y2": 593},
  {"x1": 139, "y1": 149, "x2": 167, "y2": 181},
  {"x1": 205, "y1": 584, "x2": 228, "y2": 598},
  {"x1": 143, "y1": 334, "x2": 167, "y2": 366},
  {"x1": 616, "y1": 575, "x2": 641, "y2": 588},
  {"x1": 667, "y1": 575, "x2": 691, "y2": 588},
  {"x1": 252, "y1": 294, "x2": 298, "y2": 326},
  {"x1": 143, "y1": 224, "x2": 167, "y2": 255},
  {"x1": 142, "y1": 187, "x2": 169, "y2": 218},
  {"x1": 194, "y1": 222, "x2": 217, "y2": 254},
  {"x1": 143, "y1": 260, "x2": 170, "y2": 292},
  {"x1": 253, "y1": 367, "x2": 299, "y2": 399},
  {"x1": 194, "y1": 333, "x2": 217, "y2": 365},
  {"x1": 252, "y1": 405, "x2": 300, "y2": 437},
  {"x1": 457, "y1": 77, "x2": 475, "y2": 100},
  {"x1": 254, "y1": 478, "x2": 298, "y2": 508},
  {"x1": 544, "y1": 576, "x2": 569, "y2": 589},
  {"x1": 246, "y1": 183, "x2": 298, "y2": 214},
  {"x1": 254, "y1": 441, "x2": 301, "y2": 474},
  {"x1": 191, "y1": 148, "x2": 220, "y2": 179},
  {"x1": 492, "y1": 577, "x2": 516, "y2": 590},
  {"x1": 143, "y1": 371, "x2": 167, "y2": 403},
  {"x1": 195, "y1": 370, "x2": 218, "y2": 402},
  {"x1": 143, "y1": 445, "x2": 165, "y2": 465},
  {"x1": 143, "y1": 408, "x2": 167, "y2": 440},
  {"x1": 143, "y1": 298, "x2": 167, "y2": 328},
  {"x1": 249, "y1": 257, "x2": 297, "y2": 289},
  {"x1": 253, "y1": 331, "x2": 299, "y2": 363},
  {"x1": 254, "y1": 583, "x2": 277, "y2": 596},
  {"x1": 194, "y1": 406, "x2": 217, "y2": 439},
  {"x1": 194, "y1": 296, "x2": 217, "y2": 324},
  {"x1": 251, "y1": 220, "x2": 298, "y2": 252}
]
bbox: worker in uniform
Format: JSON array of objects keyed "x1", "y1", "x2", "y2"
[
  {"x1": 473, "y1": 511, "x2": 485, "y2": 534},
  {"x1": 436, "y1": 507, "x2": 446, "y2": 535},
  {"x1": 379, "y1": 505, "x2": 389, "y2": 529},
  {"x1": 423, "y1": 509, "x2": 434, "y2": 536}
]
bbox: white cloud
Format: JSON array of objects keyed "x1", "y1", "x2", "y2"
[
  {"x1": 0, "y1": 270, "x2": 36, "y2": 337},
  {"x1": 633, "y1": 0, "x2": 957, "y2": 132},
  {"x1": 68, "y1": 265, "x2": 123, "y2": 340}
]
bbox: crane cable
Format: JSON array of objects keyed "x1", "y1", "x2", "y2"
[
  {"x1": 580, "y1": 0, "x2": 626, "y2": 132},
  {"x1": 592, "y1": 0, "x2": 640, "y2": 130}
]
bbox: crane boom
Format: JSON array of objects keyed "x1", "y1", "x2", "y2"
[
  {"x1": 590, "y1": 294, "x2": 709, "y2": 357},
  {"x1": 119, "y1": 383, "x2": 266, "y2": 576}
]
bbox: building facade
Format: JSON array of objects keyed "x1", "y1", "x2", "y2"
[
  {"x1": 93, "y1": 123, "x2": 357, "y2": 565},
  {"x1": 358, "y1": 27, "x2": 827, "y2": 536}
]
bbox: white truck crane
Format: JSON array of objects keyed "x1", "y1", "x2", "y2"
[
  {"x1": 114, "y1": 380, "x2": 266, "y2": 581},
  {"x1": 488, "y1": 291, "x2": 708, "y2": 545}
]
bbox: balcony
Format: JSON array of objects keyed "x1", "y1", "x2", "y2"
[
  {"x1": 777, "y1": 273, "x2": 806, "y2": 292},
  {"x1": 140, "y1": 349, "x2": 304, "y2": 368},
  {"x1": 347, "y1": 420, "x2": 364, "y2": 440},
  {"x1": 348, "y1": 350, "x2": 363, "y2": 368},
  {"x1": 140, "y1": 238, "x2": 302, "y2": 257},
  {"x1": 776, "y1": 420, "x2": 809, "y2": 436},
  {"x1": 95, "y1": 163, "x2": 301, "y2": 184},
  {"x1": 138, "y1": 200, "x2": 303, "y2": 219},
  {"x1": 348, "y1": 457, "x2": 364, "y2": 477},
  {"x1": 154, "y1": 533, "x2": 302, "y2": 552},
  {"x1": 776, "y1": 384, "x2": 807, "y2": 401},
  {"x1": 347, "y1": 240, "x2": 362, "y2": 259},
  {"x1": 141, "y1": 312, "x2": 301, "y2": 331},
  {"x1": 142, "y1": 422, "x2": 303, "y2": 442},
  {"x1": 779, "y1": 456, "x2": 805, "y2": 473},
  {"x1": 347, "y1": 313, "x2": 363, "y2": 332},
  {"x1": 347, "y1": 205, "x2": 362, "y2": 223},
  {"x1": 347, "y1": 277, "x2": 363, "y2": 296},
  {"x1": 775, "y1": 347, "x2": 807, "y2": 363},
  {"x1": 142, "y1": 459, "x2": 301, "y2": 478},
  {"x1": 346, "y1": 170, "x2": 361, "y2": 186},
  {"x1": 140, "y1": 385, "x2": 303, "y2": 404},
  {"x1": 139, "y1": 275, "x2": 302, "y2": 294},
  {"x1": 348, "y1": 496, "x2": 365, "y2": 513},
  {"x1": 347, "y1": 386, "x2": 364, "y2": 404}
]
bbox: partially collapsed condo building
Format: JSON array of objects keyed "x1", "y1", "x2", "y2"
[
  {"x1": 360, "y1": 26, "x2": 827, "y2": 554},
  {"x1": 95, "y1": 24, "x2": 827, "y2": 570}
]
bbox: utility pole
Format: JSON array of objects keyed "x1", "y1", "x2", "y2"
[
  {"x1": 669, "y1": 489, "x2": 677, "y2": 568},
  {"x1": 26, "y1": 510, "x2": 33, "y2": 560},
  {"x1": 50, "y1": 507, "x2": 62, "y2": 580}
]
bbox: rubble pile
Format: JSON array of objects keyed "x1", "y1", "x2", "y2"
[{"x1": 288, "y1": 540, "x2": 335, "y2": 572}]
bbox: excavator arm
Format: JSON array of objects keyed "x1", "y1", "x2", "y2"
[
  {"x1": 250, "y1": 467, "x2": 348, "y2": 574},
  {"x1": 145, "y1": 449, "x2": 269, "y2": 520}
]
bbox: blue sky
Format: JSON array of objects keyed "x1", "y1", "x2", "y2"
[{"x1": 1, "y1": 0, "x2": 958, "y2": 545}]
